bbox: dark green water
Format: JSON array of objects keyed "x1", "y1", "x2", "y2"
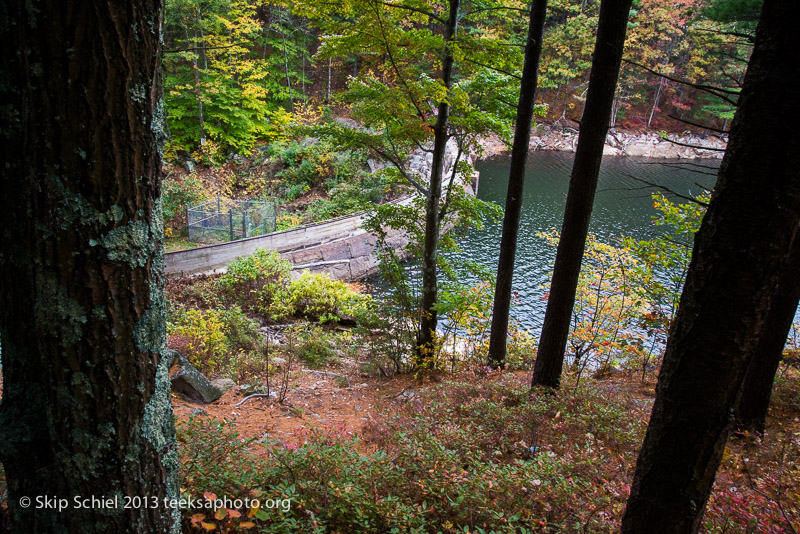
[{"x1": 446, "y1": 151, "x2": 718, "y2": 331}]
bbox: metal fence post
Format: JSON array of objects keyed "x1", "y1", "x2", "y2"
[
  {"x1": 229, "y1": 208, "x2": 234, "y2": 241},
  {"x1": 242, "y1": 211, "x2": 248, "y2": 239}
]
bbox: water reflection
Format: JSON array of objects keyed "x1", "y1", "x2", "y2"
[{"x1": 408, "y1": 151, "x2": 718, "y2": 331}]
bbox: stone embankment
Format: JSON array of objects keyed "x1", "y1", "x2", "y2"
[
  {"x1": 480, "y1": 127, "x2": 728, "y2": 159},
  {"x1": 165, "y1": 139, "x2": 476, "y2": 280}
]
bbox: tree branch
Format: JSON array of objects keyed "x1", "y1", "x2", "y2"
[
  {"x1": 694, "y1": 27, "x2": 755, "y2": 43},
  {"x1": 380, "y1": 0, "x2": 446, "y2": 24},
  {"x1": 622, "y1": 59, "x2": 740, "y2": 105},
  {"x1": 666, "y1": 114, "x2": 730, "y2": 134},
  {"x1": 373, "y1": 3, "x2": 430, "y2": 122},
  {"x1": 626, "y1": 175, "x2": 711, "y2": 206},
  {"x1": 460, "y1": 57, "x2": 521, "y2": 80},
  {"x1": 439, "y1": 143, "x2": 463, "y2": 221},
  {"x1": 370, "y1": 142, "x2": 429, "y2": 196},
  {"x1": 165, "y1": 42, "x2": 249, "y2": 54},
  {"x1": 462, "y1": 5, "x2": 530, "y2": 19},
  {"x1": 658, "y1": 135, "x2": 726, "y2": 152}
]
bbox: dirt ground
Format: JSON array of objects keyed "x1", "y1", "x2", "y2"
[
  {"x1": 170, "y1": 361, "x2": 662, "y2": 457},
  {"x1": 172, "y1": 363, "x2": 426, "y2": 452}
]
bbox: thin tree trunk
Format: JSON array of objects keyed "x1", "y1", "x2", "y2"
[
  {"x1": 551, "y1": 83, "x2": 562, "y2": 121},
  {"x1": 282, "y1": 28, "x2": 294, "y2": 110},
  {"x1": 417, "y1": 0, "x2": 460, "y2": 362},
  {"x1": 185, "y1": 26, "x2": 206, "y2": 146},
  {"x1": 611, "y1": 92, "x2": 619, "y2": 128},
  {"x1": 531, "y1": 0, "x2": 633, "y2": 388},
  {"x1": 327, "y1": 57, "x2": 332, "y2": 104},
  {"x1": 647, "y1": 76, "x2": 665, "y2": 128},
  {"x1": 0, "y1": 1, "x2": 178, "y2": 533},
  {"x1": 734, "y1": 237, "x2": 800, "y2": 434},
  {"x1": 622, "y1": 1, "x2": 800, "y2": 530},
  {"x1": 487, "y1": 0, "x2": 549, "y2": 368}
]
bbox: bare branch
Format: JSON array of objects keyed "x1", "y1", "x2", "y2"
[
  {"x1": 462, "y1": 5, "x2": 530, "y2": 19},
  {"x1": 666, "y1": 114, "x2": 730, "y2": 134},
  {"x1": 658, "y1": 135, "x2": 726, "y2": 152},
  {"x1": 626, "y1": 174, "x2": 711, "y2": 206},
  {"x1": 379, "y1": 0, "x2": 446, "y2": 24},
  {"x1": 165, "y1": 42, "x2": 249, "y2": 54},
  {"x1": 373, "y1": 3, "x2": 430, "y2": 122},
  {"x1": 370, "y1": 142, "x2": 429, "y2": 196},
  {"x1": 439, "y1": 143, "x2": 464, "y2": 221},
  {"x1": 623, "y1": 59, "x2": 739, "y2": 105},
  {"x1": 460, "y1": 57, "x2": 521, "y2": 80},
  {"x1": 694, "y1": 27, "x2": 755, "y2": 43}
]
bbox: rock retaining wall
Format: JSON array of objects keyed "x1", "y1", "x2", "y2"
[{"x1": 480, "y1": 128, "x2": 727, "y2": 159}]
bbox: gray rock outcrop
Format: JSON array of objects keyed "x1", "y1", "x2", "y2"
[{"x1": 167, "y1": 349, "x2": 224, "y2": 404}]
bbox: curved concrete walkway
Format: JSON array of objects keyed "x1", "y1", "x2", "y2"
[{"x1": 165, "y1": 141, "x2": 478, "y2": 281}]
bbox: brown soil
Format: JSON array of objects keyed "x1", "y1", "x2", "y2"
[
  {"x1": 172, "y1": 366, "x2": 424, "y2": 453},
  {"x1": 170, "y1": 364, "x2": 662, "y2": 456}
]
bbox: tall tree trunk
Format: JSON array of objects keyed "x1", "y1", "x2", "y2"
[
  {"x1": 185, "y1": 26, "x2": 207, "y2": 147},
  {"x1": 487, "y1": 0, "x2": 549, "y2": 368},
  {"x1": 734, "y1": 236, "x2": 800, "y2": 434},
  {"x1": 647, "y1": 76, "x2": 665, "y2": 128},
  {"x1": 531, "y1": 0, "x2": 633, "y2": 388},
  {"x1": 327, "y1": 57, "x2": 332, "y2": 104},
  {"x1": 281, "y1": 28, "x2": 294, "y2": 110},
  {"x1": 417, "y1": 0, "x2": 460, "y2": 362},
  {"x1": 622, "y1": 1, "x2": 800, "y2": 531},
  {"x1": 647, "y1": 47, "x2": 673, "y2": 129},
  {"x1": 302, "y1": 32, "x2": 307, "y2": 100},
  {"x1": 0, "y1": 1, "x2": 178, "y2": 532},
  {"x1": 611, "y1": 91, "x2": 620, "y2": 128}
]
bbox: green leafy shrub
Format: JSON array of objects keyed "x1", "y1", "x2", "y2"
[
  {"x1": 162, "y1": 173, "x2": 207, "y2": 227},
  {"x1": 292, "y1": 325, "x2": 338, "y2": 369},
  {"x1": 275, "y1": 213, "x2": 303, "y2": 231},
  {"x1": 216, "y1": 250, "x2": 375, "y2": 326},
  {"x1": 218, "y1": 249, "x2": 294, "y2": 321},
  {"x1": 168, "y1": 308, "x2": 229, "y2": 371},
  {"x1": 219, "y1": 306, "x2": 262, "y2": 353},
  {"x1": 288, "y1": 271, "x2": 375, "y2": 324},
  {"x1": 506, "y1": 325, "x2": 537, "y2": 370},
  {"x1": 177, "y1": 417, "x2": 300, "y2": 532}
]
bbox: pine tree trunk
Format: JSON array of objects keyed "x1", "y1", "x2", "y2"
[
  {"x1": 417, "y1": 0, "x2": 460, "y2": 362},
  {"x1": 622, "y1": 1, "x2": 800, "y2": 530},
  {"x1": 734, "y1": 237, "x2": 800, "y2": 434},
  {"x1": 487, "y1": 0, "x2": 548, "y2": 368},
  {"x1": 0, "y1": 1, "x2": 179, "y2": 532},
  {"x1": 531, "y1": 0, "x2": 633, "y2": 388}
]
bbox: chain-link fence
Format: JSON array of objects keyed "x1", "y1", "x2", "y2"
[{"x1": 187, "y1": 196, "x2": 277, "y2": 243}]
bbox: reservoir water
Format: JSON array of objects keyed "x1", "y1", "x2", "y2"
[{"x1": 445, "y1": 151, "x2": 719, "y2": 331}]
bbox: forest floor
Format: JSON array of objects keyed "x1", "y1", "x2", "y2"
[
  {"x1": 170, "y1": 360, "x2": 800, "y2": 531},
  {"x1": 171, "y1": 362, "x2": 659, "y2": 455},
  {"x1": 1, "y1": 359, "x2": 798, "y2": 531},
  {"x1": 172, "y1": 358, "x2": 425, "y2": 454}
]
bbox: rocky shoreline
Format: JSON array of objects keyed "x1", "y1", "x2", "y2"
[{"x1": 480, "y1": 126, "x2": 727, "y2": 160}]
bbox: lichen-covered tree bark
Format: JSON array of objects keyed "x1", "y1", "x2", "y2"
[
  {"x1": 487, "y1": 0, "x2": 548, "y2": 368},
  {"x1": 0, "y1": 1, "x2": 179, "y2": 532},
  {"x1": 531, "y1": 0, "x2": 633, "y2": 388},
  {"x1": 621, "y1": 1, "x2": 800, "y2": 531}
]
